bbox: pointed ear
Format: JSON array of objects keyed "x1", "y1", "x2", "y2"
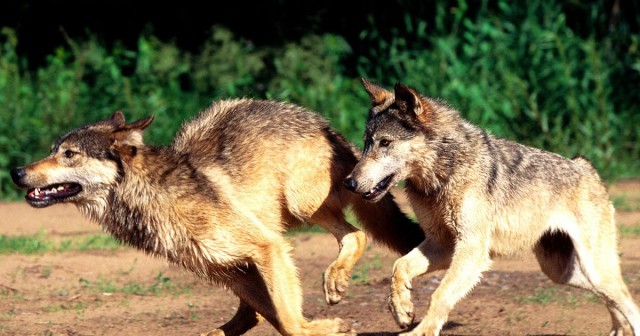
[
  {"x1": 394, "y1": 83, "x2": 431, "y2": 122},
  {"x1": 361, "y1": 77, "x2": 393, "y2": 111},
  {"x1": 112, "y1": 115, "x2": 154, "y2": 147},
  {"x1": 108, "y1": 111, "x2": 126, "y2": 128},
  {"x1": 122, "y1": 115, "x2": 154, "y2": 131}
]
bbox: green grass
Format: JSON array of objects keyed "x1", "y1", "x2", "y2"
[
  {"x1": 40, "y1": 301, "x2": 88, "y2": 314},
  {"x1": 620, "y1": 226, "x2": 640, "y2": 237},
  {"x1": 0, "y1": 232, "x2": 122, "y2": 254},
  {"x1": 520, "y1": 287, "x2": 603, "y2": 308},
  {"x1": 521, "y1": 287, "x2": 557, "y2": 304},
  {"x1": 613, "y1": 195, "x2": 640, "y2": 212},
  {"x1": 351, "y1": 252, "x2": 383, "y2": 286},
  {"x1": 287, "y1": 225, "x2": 328, "y2": 236},
  {"x1": 79, "y1": 272, "x2": 191, "y2": 296},
  {"x1": 1, "y1": 0, "x2": 639, "y2": 200}
]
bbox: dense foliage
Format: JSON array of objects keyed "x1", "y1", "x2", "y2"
[{"x1": 1, "y1": 0, "x2": 638, "y2": 199}]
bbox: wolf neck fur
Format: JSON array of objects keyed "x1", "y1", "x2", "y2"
[
  {"x1": 84, "y1": 146, "x2": 198, "y2": 261},
  {"x1": 406, "y1": 105, "x2": 486, "y2": 199}
]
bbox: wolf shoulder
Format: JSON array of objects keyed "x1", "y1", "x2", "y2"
[{"x1": 174, "y1": 99, "x2": 328, "y2": 147}]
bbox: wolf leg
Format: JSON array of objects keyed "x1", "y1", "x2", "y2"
[
  {"x1": 388, "y1": 238, "x2": 453, "y2": 330},
  {"x1": 229, "y1": 235, "x2": 353, "y2": 336},
  {"x1": 535, "y1": 229, "x2": 640, "y2": 335},
  {"x1": 201, "y1": 300, "x2": 264, "y2": 336},
  {"x1": 311, "y1": 208, "x2": 367, "y2": 305},
  {"x1": 397, "y1": 238, "x2": 491, "y2": 336},
  {"x1": 579, "y1": 245, "x2": 640, "y2": 335},
  {"x1": 534, "y1": 230, "x2": 634, "y2": 335}
]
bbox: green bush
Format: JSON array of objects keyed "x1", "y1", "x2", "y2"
[
  {"x1": 1, "y1": 0, "x2": 638, "y2": 200},
  {"x1": 357, "y1": 0, "x2": 639, "y2": 178},
  {"x1": 268, "y1": 34, "x2": 366, "y2": 143}
]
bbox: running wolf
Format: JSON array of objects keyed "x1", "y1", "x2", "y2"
[
  {"x1": 10, "y1": 99, "x2": 424, "y2": 336},
  {"x1": 344, "y1": 78, "x2": 640, "y2": 336}
]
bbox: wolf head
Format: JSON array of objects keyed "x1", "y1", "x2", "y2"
[
  {"x1": 10, "y1": 112, "x2": 153, "y2": 208},
  {"x1": 344, "y1": 78, "x2": 443, "y2": 202}
]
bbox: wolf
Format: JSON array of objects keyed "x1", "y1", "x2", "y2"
[
  {"x1": 344, "y1": 78, "x2": 640, "y2": 336},
  {"x1": 10, "y1": 98, "x2": 424, "y2": 336}
]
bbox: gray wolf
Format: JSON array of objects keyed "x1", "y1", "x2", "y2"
[
  {"x1": 10, "y1": 99, "x2": 424, "y2": 336},
  {"x1": 344, "y1": 78, "x2": 640, "y2": 336}
]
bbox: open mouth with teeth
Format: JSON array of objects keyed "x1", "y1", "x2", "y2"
[
  {"x1": 25, "y1": 183, "x2": 82, "y2": 208},
  {"x1": 362, "y1": 174, "x2": 395, "y2": 201}
]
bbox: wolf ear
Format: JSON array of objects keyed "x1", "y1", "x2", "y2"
[
  {"x1": 112, "y1": 115, "x2": 154, "y2": 147},
  {"x1": 361, "y1": 77, "x2": 393, "y2": 112},
  {"x1": 123, "y1": 115, "x2": 154, "y2": 131},
  {"x1": 109, "y1": 111, "x2": 126, "y2": 128},
  {"x1": 394, "y1": 83, "x2": 431, "y2": 122}
]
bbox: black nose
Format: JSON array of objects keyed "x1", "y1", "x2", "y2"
[
  {"x1": 10, "y1": 167, "x2": 26, "y2": 185},
  {"x1": 344, "y1": 176, "x2": 357, "y2": 192}
]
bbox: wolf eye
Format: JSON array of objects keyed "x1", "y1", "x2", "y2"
[
  {"x1": 64, "y1": 150, "x2": 76, "y2": 158},
  {"x1": 379, "y1": 139, "x2": 391, "y2": 147}
]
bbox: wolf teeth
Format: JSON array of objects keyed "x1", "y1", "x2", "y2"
[{"x1": 33, "y1": 186, "x2": 65, "y2": 197}]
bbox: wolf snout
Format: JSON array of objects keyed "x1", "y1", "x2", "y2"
[
  {"x1": 343, "y1": 176, "x2": 358, "y2": 192},
  {"x1": 10, "y1": 167, "x2": 26, "y2": 187}
]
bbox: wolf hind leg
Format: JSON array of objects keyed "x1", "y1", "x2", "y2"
[
  {"x1": 310, "y1": 207, "x2": 367, "y2": 305},
  {"x1": 229, "y1": 235, "x2": 353, "y2": 336},
  {"x1": 534, "y1": 230, "x2": 640, "y2": 335},
  {"x1": 201, "y1": 300, "x2": 264, "y2": 336}
]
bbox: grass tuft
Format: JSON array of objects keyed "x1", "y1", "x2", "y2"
[{"x1": 0, "y1": 232, "x2": 122, "y2": 254}]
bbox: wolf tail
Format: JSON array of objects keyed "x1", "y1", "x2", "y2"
[{"x1": 349, "y1": 193, "x2": 425, "y2": 255}]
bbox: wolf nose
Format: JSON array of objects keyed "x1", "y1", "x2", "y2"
[
  {"x1": 344, "y1": 177, "x2": 358, "y2": 192},
  {"x1": 10, "y1": 167, "x2": 26, "y2": 185}
]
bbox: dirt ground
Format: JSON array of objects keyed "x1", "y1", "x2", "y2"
[{"x1": 1, "y1": 180, "x2": 640, "y2": 336}]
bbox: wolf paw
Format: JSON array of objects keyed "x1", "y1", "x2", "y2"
[
  {"x1": 399, "y1": 329, "x2": 434, "y2": 336},
  {"x1": 388, "y1": 289, "x2": 415, "y2": 329},
  {"x1": 304, "y1": 317, "x2": 355, "y2": 335},
  {"x1": 200, "y1": 330, "x2": 224, "y2": 336},
  {"x1": 323, "y1": 265, "x2": 351, "y2": 305}
]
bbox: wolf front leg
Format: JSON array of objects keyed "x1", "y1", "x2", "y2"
[
  {"x1": 399, "y1": 238, "x2": 492, "y2": 336},
  {"x1": 322, "y1": 229, "x2": 367, "y2": 305},
  {"x1": 310, "y1": 207, "x2": 367, "y2": 305},
  {"x1": 389, "y1": 238, "x2": 454, "y2": 329}
]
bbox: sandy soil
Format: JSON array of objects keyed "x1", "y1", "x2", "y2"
[{"x1": 1, "y1": 180, "x2": 639, "y2": 336}]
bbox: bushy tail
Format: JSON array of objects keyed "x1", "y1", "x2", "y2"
[{"x1": 349, "y1": 192, "x2": 424, "y2": 255}]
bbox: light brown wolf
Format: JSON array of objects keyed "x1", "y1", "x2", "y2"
[
  {"x1": 10, "y1": 99, "x2": 424, "y2": 336},
  {"x1": 344, "y1": 79, "x2": 640, "y2": 336}
]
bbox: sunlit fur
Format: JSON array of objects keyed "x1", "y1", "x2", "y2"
[
  {"x1": 346, "y1": 79, "x2": 640, "y2": 336},
  {"x1": 12, "y1": 99, "x2": 425, "y2": 336}
]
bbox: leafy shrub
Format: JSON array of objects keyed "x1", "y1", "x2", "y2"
[
  {"x1": 1, "y1": 0, "x2": 638, "y2": 199},
  {"x1": 357, "y1": 0, "x2": 640, "y2": 178}
]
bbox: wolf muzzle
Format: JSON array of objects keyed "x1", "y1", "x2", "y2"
[
  {"x1": 10, "y1": 167, "x2": 27, "y2": 188},
  {"x1": 343, "y1": 176, "x2": 358, "y2": 192}
]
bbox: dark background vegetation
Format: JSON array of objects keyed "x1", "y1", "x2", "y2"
[{"x1": 1, "y1": 0, "x2": 639, "y2": 199}]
